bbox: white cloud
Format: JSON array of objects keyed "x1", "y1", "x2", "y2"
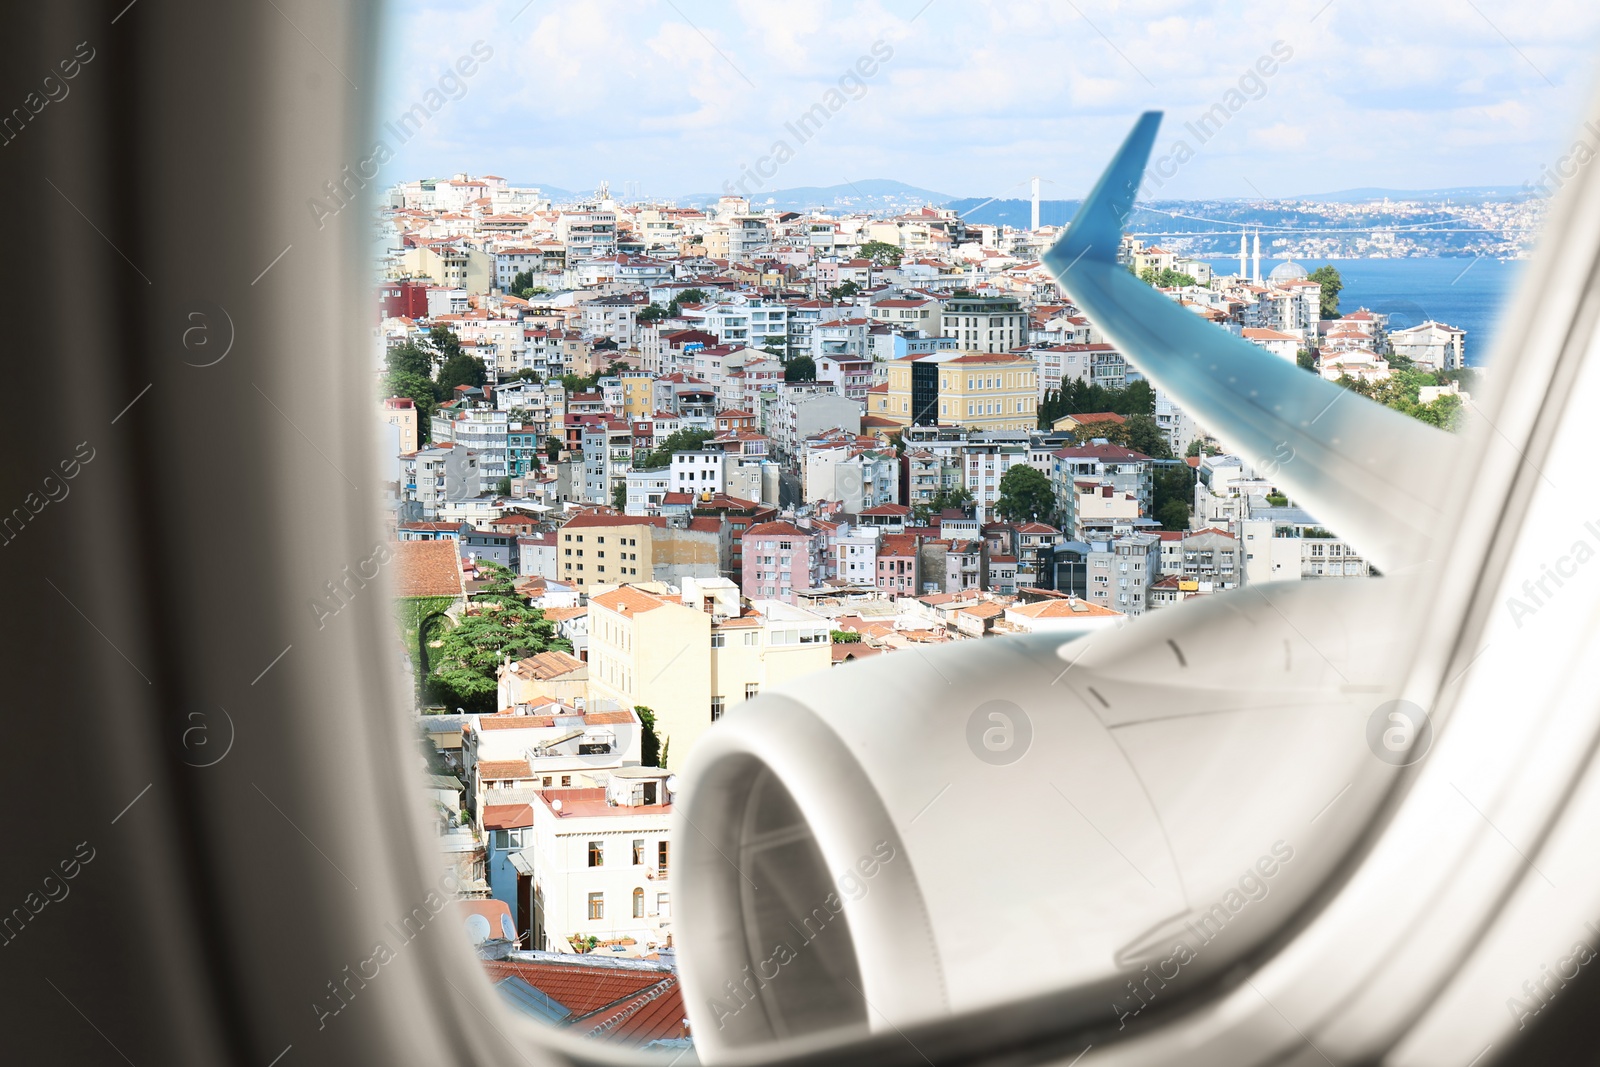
[{"x1": 382, "y1": 0, "x2": 1600, "y2": 197}]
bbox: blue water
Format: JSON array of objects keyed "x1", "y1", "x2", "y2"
[{"x1": 1204, "y1": 257, "x2": 1524, "y2": 367}]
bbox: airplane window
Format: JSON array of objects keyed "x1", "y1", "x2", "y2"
[{"x1": 368, "y1": 2, "x2": 1600, "y2": 1063}]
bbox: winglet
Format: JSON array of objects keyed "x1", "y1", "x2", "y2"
[
  {"x1": 1044, "y1": 110, "x2": 1162, "y2": 276},
  {"x1": 1040, "y1": 113, "x2": 1456, "y2": 573}
]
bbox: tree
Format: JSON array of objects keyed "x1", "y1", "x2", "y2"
[
  {"x1": 545, "y1": 437, "x2": 563, "y2": 461},
  {"x1": 826, "y1": 280, "x2": 860, "y2": 301},
  {"x1": 830, "y1": 630, "x2": 862, "y2": 643},
  {"x1": 858, "y1": 240, "x2": 903, "y2": 267},
  {"x1": 637, "y1": 428, "x2": 714, "y2": 471},
  {"x1": 611, "y1": 481, "x2": 628, "y2": 511},
  {"x1": 1308, "y1": 265, "x2": 1343, "y2": 319},
  {"x1": 1156, "y1": 499, "x2": 1191, "y2": 532},
  {"x1": 427, "y1": 562, "x2": 567, "y2": 712},
  {"x1": 1296, "y1": 349, "x2": 1318, "y2": 373},
  {"x1": 784, "y1": 355, "x2": 817, "y2": 382},
  {"x1": 635, "y1": 706, "x2": 662, "y2": 767},
  {"x1": 914, "y1": 486, "x2": 975, "y2": 521},
  {"x1": 386, "y1": 340, "x2": 434, "y2": 379},
  {"x1": 383, "y1": 370, "x2": 437, "y2": 439},
  {"x1": 1139, "y1": 266, "x2": 1198, "y2": 288},
  {"x1": 1121, "y1": 414, "x2": 1173, "y2": 459},
  {"x1": 509, "y1": 368, "x2": 542, "y2": 384},
  {"x1": 666, "y1": 288, "x2": 707, "y2": 316},
  {"x1": 638, "y1": 303, "x2": 668, "y2": 323},
  {"x1": 436, "y1": 353, "x2": 488, "y2": 395},
  {"x1": 1152, "y1": 462, "x2": 1195, "y2": 531},
  {"x1": 1266, "y1": 491, "x2": 1289, "y2": 507},
  {"x1": 428, "y1": 324, "x2": 464, "y2": 363},
  {"x1": 994, "y1": 465, "x2": 1055, "y2": 523},
  {"x1": 496, "y1": 477, "x2": 512, "y2": 496},
  {"x1": 510, "y1": 269, "x2": 536, "y2": 297}
]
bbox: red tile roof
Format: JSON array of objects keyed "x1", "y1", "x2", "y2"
[
  {"x1": 484, "y1": 959, "x2": 687, "y2": 1043},
  {"x1": 393, "y1": 540, "x2": 466, "y2": 598}
]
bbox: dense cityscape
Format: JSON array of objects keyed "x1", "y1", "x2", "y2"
[{"x1": 378, "y1": 175, "x2": 1481, "y2": 1050}]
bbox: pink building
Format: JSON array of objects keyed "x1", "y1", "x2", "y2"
[{"x1": 741, "y1": 521, "x2": 823, "y2": 603}]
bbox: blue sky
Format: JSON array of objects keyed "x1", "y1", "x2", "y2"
[{"x1": 377, "y1": 0, "x2": 1600, "y2": 200}]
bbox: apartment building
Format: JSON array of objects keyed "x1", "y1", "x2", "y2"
[
  {"x1": 939, "y1": 295, "x2": 1027, "y2": 353},
  {"x1": 881, "y1": 350, "x2": 1038, "y2": 430},
  {"x1": 740, "y1": 521, "x2": 824, "y2": 603},
  {"x1": 380, "y1": 396, "x2": 419, "y2": 455},
  {"x1": 1087, "y1": 533, "x2": 1160, "y2": 616},
  {"x1": 585, "y1": 581, "x2": 830, "y2": 765},
  {"x1": 433, "y1": 407, "x2": 509, "y2": 482},
  {"x1": 556, "y1": 513, "x2": 721, "y2": 594},
  {"x1": 509, "y1": 775, "x2": 676, "y2": 953}
]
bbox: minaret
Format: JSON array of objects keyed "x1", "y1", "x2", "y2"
[
  {"x1": 1238, "y1": 231, "x2": 1247, "y2": 278},
  {"x1": 1252, "y1": 230, "x2": 1261, "y2": 285}
]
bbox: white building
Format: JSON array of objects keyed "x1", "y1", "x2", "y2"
[{"x1": 520, "y1": 771, "x2": 676, "y2": 954}]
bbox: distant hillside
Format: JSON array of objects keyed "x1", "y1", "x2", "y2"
[
  {"x1": 677, "y1": 178, "x2": 952, "y2": 214},
  {"x1": 1290, "y1": 185, "x2": 1535, "y2": 203},
  {"x1": 943, "y1": 197, "x2": 1081, "y2": 228}
]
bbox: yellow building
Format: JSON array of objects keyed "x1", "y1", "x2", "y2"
[
  {"x1": 559, "y1": 515, "x2": 655, "y2": 591},
  {"x1": 586, "y1": 579, "x2": 834, "y2": 767},
  {"x1": 380, "y1": 396, "x2": 419, "y2": 455},
  {"x1": 620, "y1": 370, "x2": 655, "y2": 419},
  {"x1": 881, "y1": 350, "x2": 1037, "y2": 431}
]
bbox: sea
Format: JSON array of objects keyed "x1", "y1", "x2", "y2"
[{"x1": 1203, "y1": 257, "x2": 1524, "y2": 367}]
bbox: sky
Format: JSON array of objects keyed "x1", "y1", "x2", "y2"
[{"x1": 376, "y1": 0, "x2": 1600, "y2": 201}]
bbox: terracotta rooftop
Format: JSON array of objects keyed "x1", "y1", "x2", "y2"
[{"x1": 393, "y1": 540, "x2": 466, "y2": 598}]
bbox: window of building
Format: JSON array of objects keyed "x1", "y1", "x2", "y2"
[
  {"x1": 710, "y1": 632, "x2": 725, "y2": 647},
  {"x1": 658, "y1": 841, "x2": 670, "y2": 873},
  {"x1": 745, "y1": 683, "x2": 760, "y2": 700},
  {"x1": 587, "y1": 893, "x2": 604, "y2": 921},
  {"x1": 588, "y1": 840, "x2": 603, "y2": 867},
  {"x1": 632, "y1": 839, "x2": 645, "y2": 865},
  {"x1": 710, "y1": 696, "x2": 725, "y2": 721}
]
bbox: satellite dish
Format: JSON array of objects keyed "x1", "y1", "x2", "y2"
[
  {"x1": 464, "y1": 913, "x2": 492, "y2": 944},
  {"x1": 500, "y1": 914, "x2": 517, "y2": 941},
  {"x1": 552, "y1": 798, "x2": 563, "y2": 813},
  {"x1": 665, "y1": 775, "x2": 679, "y2": 795}
]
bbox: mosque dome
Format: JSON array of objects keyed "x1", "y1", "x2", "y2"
[{"x1": 1269, "y1": 260, "x2": 1309, "y2": 283}]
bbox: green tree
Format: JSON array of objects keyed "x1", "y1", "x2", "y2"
[
  {"x1": 386, "y1": 340, "x2": 435, "y2": 379},
  {"x1": 496, "y1": 476, "x2": 512, "y2": 496},
  {"x1": 635, "y1": 706, "x2": 662, "y2": 767},
  {"x1": 830, "y1": 630, "x2": 862, "y2": 643},
  {"x1": 637, "y1": 428, "x2": 715, "y2": 470},
  {"x1": 436, "y1": 353, "x2": 488, "y2": 396},
  {"x1": 545, "y1": 437, "x2": 563, "y2": 461},
  {"x1": 611, "y1": 481, "x2": 628, "y2": 511},
  {"x1": 1308, "y1": 265, "x2": 1343, "y2": 319},
  {"x1": 1121, "y1": 414, "x2": 1173, "y2": 459},
  {"x1": 638, "y1": 303, "x2": 667, "y2": 323},
  {"x1": 383, "y1": 370, "x2": 438, "y2": 440},
  {"x1": 509, "y1": 269, "x2": 535, "y2": 297},
  {"x1": 858, "y1": 240, "x2": 904, "y2": 267},
  {"x1": 1266, "y1": 491, "x2": 1289, "y2": 507},
  {"x1": 1296, "y1": 349, "x2": 1317, "y2": 373},
  {"x1": 428, "y1": 324, "x2": 464, "y2": 362},
  {"x1": 826, "y1": 280, "x2": 860, "y2": 301},
  {"x1": 1139, "y1": 267, "x2": 1198, "y2": 288},
  {"x1": 914, "y1": 486, "x2": 976, "y2": 521},
  {"x1": 427, "y1": 562, "x2": 566, "y2": 712},
  {"x1": 1152, "y1": 462, "x2": 1195, "y2": 531},
  {"x1": 994, "y1": 465, "x2": 1055, "y2": 523},
  {"x1": 784, "y1": 355, "x2": 817, "y2": 382},
  {"x1": 666, "y1": 288, "x2": 708, "y2": 316},
  {"x1": 1156, "y1": 499, "x2": 1191, "y2": 531}
]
